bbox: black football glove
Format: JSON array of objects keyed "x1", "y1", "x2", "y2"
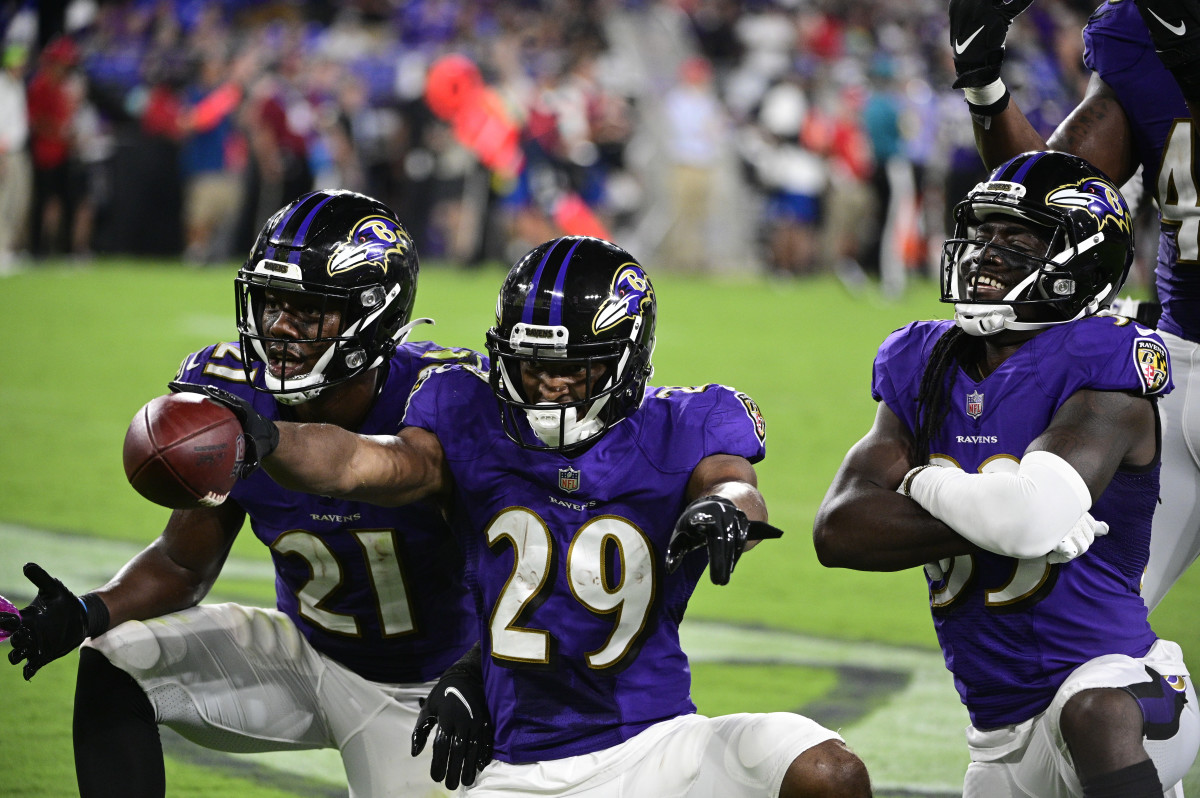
[
  {"x1": 948, "y1": 0, "x2": 1035, "y2": 89},
  {"x1": 168, "y1": 381, "x2": 279, "y2": 477},
  {"x1": 0, "y1": 563, "x2": 109, "y2": 681},
  {"x1": 1135, "y1": 0, "x2": 1200, "y2": 102},
  {"x1": 665, "y1": 496, "x2": 751, "y2": 586},
  {"x1": 411, "y1": 642, "x2": 493, "y2": 790}
]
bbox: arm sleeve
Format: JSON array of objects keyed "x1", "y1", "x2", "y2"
[{"x1": 906, "y1": 450, "x2": 1092, "y2": 559}]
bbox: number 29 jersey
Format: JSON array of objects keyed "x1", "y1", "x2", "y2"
[
  {"x1": 872, "y1": 316, "x2": 1172, "y2": 728},
  {"x1": 175, "y1": 340, "x2": 480, "y2": 685},
  {"x1": 403, "y1": 363, "x2": 768, "y2": 763}
]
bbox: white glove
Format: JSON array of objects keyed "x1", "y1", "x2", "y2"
[
  {"x1": 924, "y1": 558, "x2": 952, "y2": 580},
  {"x1": 1046, "y1": 512, "x2": 1109, "y2": 564}
]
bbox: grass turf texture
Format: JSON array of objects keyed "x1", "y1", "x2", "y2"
[{"x1": 1, "y1": 259, "x2": 1196, "y2": 797}]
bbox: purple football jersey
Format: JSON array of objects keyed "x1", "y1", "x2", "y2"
[
  {"x1": 403, "y1": 364, "x2": 767, "y2": 763},
  {"x1": 1085, "y1": 1, "x2": 1200, "y2": 341},
  {"x1": 873, "y1": 316, "x2": 1172, "y2": 728},
  {"x1": 175, "y1": 340, "x2": 482, "y2": 684}
]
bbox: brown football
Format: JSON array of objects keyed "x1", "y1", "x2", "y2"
[{"x1": 122, "y1": 393, "x2": 243, "y2": 509}]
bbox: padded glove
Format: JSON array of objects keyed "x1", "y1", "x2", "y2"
[
  {"x1": 411, "y1": 642, "x2": 493, "y2": 790},
  {"x1": 948, "y1": 0, "x2": 1034, "y2": 89},
  {"x1": 666, "y1": 495, "x2": 751, "y2": 586},
  {"x1": 0, "y1": 563, "x2": 108, "y2": 680},
  {"x1": 168, "y1": 381, "x2": 279, "y2": 477},
  {"x1": 1135, "y1": 0, "x2": 1200, "y2": 102}
]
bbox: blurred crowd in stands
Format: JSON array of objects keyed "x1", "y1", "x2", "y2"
[{"x1": 3, "y1": 0, "x2": 1153, "y2": 294}]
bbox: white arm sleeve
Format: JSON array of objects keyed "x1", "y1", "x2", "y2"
[{"x1": 906, "y1": 450, "x2": 1093, "y2": 559}]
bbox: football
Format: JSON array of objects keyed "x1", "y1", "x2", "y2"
[{"x1": 123, "y1": 393, "x2": 244, "y2": 509}]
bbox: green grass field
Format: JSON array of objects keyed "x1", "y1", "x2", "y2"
[{"x1": 2, "y1": 259, "x2": 1197, "y2": 797}]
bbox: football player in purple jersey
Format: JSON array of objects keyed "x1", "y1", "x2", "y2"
[
  {"x1": 815, "y1": 151, "x2": 1200, "y2": 798},
  {"x1": 945, "y1": 0, "x2": 1200, "y2": 612},
  {"x1": 180, "y1": 235, "x2": 873, "y2": 797},
  {"x1": 0, "y1": 190, "x2": 484, "y2": 797}
]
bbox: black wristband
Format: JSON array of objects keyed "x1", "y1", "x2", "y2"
[{"x1": 79, "y1": 593, "x2": 111, "y2": 639}]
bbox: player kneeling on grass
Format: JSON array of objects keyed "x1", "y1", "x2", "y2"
[
  {"x1": 813, "y1": 151, "x2": 1200, "y2": 798},
  {"x1": 0, "y1": 190, "x2": 486, "y2": 796},
  {"x1": 173, "y1": 235, "x2": 873, "y2": 797}
]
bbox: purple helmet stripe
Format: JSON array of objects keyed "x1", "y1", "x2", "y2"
[
  {"x1": 522, "y1": 238, "x2": 565, "y2": 325},
  {"x1": 1008, "y1": 151, "x2": 1044, "y2": 184},
  {"x1": 287, "y1": 193, "x2": 337, "y2": 263},
  {"x1": 548, "y1": 238, "x2": 584, "y2": 327}
]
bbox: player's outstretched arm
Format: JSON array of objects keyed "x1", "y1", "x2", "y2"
[
  {"x1": 169, "y1": 380, "x2": 446, "y2": 506},
  {"x1": 0, "y1": 563, "x2": 108, "y2": 680},
  {"x1": 412, "y1": 642, "x2": 493, "y2": 790},
  {"x1": 813, "y1": 402, "x2": 974, "y2": 571}
]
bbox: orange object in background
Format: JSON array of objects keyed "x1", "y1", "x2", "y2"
[{"x1": 425, "y1": 53, "x2": 610, "y2": 240}]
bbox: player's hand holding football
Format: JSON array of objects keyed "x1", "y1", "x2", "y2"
[
  {"x1": 666, "y1": 495, "x2": 750, "y2": 586},
  {"x1": 0, "y1": 563, "x2": 109, "y2": 680},
  {"x1": 948, "y1": 0, "x2": 1035, "y2": 87},
  {"x1": 411, "y1": 642, "x2": 493, "y2": 790},
  {"x1": 1135, "y1": 0, "x2": 1200, "y2": 102},
  {"x1": 167, "y1": 381, "x2": 279, "y2": 477}
]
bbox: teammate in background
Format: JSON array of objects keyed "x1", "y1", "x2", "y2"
[
  {"x1": 178, "y1": 235, "x2": 873, "y2": 797},
  {"x1": 0, "y1": 190, "x2": 481, "y2": 797},
  {"x1": 814, "y1": 151, "x2": 1200, "y2": 797},
  {"x1": 945, "y1": 0, "x2": 1200, "y2": 611}
]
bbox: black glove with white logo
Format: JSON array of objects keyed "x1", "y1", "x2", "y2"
[
  {"x1": 948, "y1": 0, "x2": 1034, "y2": 89},
  {"x1": 412, "y1": 642, "x2": 493, "y2": 790},
  {"x1": 665, "y1": 496, "x2": 751, "y2": 586},
  {"x1": 1135, "y1": 0, "x2": 1200, "y2": 102},
  {"x1": 0, "y1": 563, "x2": 109, "y2": 681},
  {"x1": 168, "y1": 381, "x2": 279, "y2": 477}
]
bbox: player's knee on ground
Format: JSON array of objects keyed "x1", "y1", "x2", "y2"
[
  {"x1": 780, "y1": 739, "x2": 872, "y2": 798},
  {"x1": 1060, "y1": 687, "x2": 1148, "y2": 779}
]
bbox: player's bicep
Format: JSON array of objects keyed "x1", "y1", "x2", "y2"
[
  {"x1": 1047, "y1": 74, "x2": 1136, "y2": 183},
  {"x1": 827, "y1": 401, "x2": 915, "y2": 498},
  {"x1": 1028, "y1": 388, "x2": 1156, "y2": 501}
]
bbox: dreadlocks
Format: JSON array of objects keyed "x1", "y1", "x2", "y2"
[{"x1": 912, "y1": 326, "x2": 982, "y2": 465}]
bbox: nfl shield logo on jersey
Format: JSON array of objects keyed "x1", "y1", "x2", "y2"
[
  {"x1": 558, "y1": 467, "x2": 581, "y2": 493},
  {"x1": 966, "y1": 390, "x2": 984, "y2": 419}
]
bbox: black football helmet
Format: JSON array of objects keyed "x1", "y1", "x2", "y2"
[
  {"x1": 236, "y1": 190, "x2": 422, "y2": 404},
  {"x1": 940, "y1": 150, "x2": 1134, "y2": 336},
  {"x1": 486, "y1": 236, "x2": 656, "y2": 453}
]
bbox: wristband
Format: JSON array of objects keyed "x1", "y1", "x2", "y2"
[
  {"x1": 79, "y1": 593, "x2": 111, "y2": 639},
  {"x1": 962, "y1": 77, "x2": 1011, "y2": 121}
]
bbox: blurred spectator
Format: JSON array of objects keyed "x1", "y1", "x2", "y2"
[
  {"x1": 812, "y1": 85, "x2": 875, "y2": 290},
  {"x1": 233, "y1": 70, "x2": 313, "y2": 251},
  {"x1": 742, "y1": 70, "x2": 827, "y2": 277},
  {"x1": 180, "y1": 49, "x2": 249, "y2": 263},
  {"x1": 659, "y1": 55, "x2": 727, "y2": 273},
  {"x1": 27, "y1": 35, "x2": 79, "y2": 259},
  {"x1": 0, "y1": 43, "x2": 32, "y2": 273}
]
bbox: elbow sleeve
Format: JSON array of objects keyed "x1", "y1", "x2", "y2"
[{"x1": 906, "y1": 450, "x2": 1092, "y2": 558}]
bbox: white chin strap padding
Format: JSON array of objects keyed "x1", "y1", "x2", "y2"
[
  {"x1": 955, "y1": 303, "x2": 1017, "y2": 336},
  {"x1": 525, "y1": 401, "x2": 607, "y2": 447}
]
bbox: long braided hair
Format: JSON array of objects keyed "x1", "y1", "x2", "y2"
[{"x1": 911, "y1": 326, "x2": 983, "y2": 465}]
